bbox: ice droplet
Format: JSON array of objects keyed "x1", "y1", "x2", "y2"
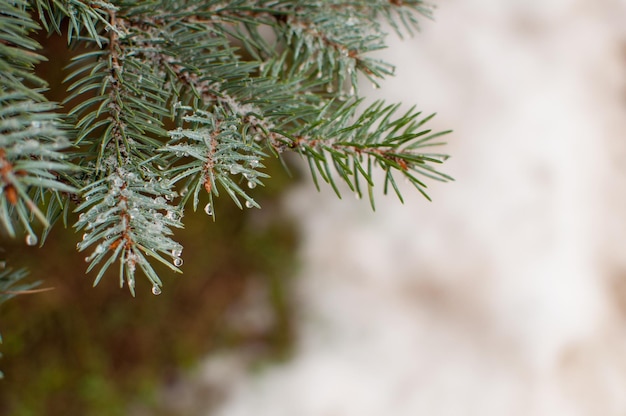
[
  {"x1": 245, "y1": 200, "x2": 254, "y2": 209},
  {"x1": 204, "y1": 203, "x2": 213, "y2": 216},
  {"x1": 25, "y1": 234, "x2": 37, "y2": 246},
  {"x1": 152, "y1": 285, "x2": 162, "y2": 295},
  {"x1": 173, "y1": 257, "x2": 183, "y2": 267},
  {"x1": 247, "y1": 181, "x2": 256, "y2": 189}
]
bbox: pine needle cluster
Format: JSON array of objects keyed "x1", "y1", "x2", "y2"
[{"x1": 0, "y1": 0, "x2": 452, "y2": 299}]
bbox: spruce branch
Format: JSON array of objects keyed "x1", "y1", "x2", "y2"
[
  {"x1": 0, "y1": 0, "x2": 78, "y2": 242},
  {"x1": 0, "y1": 0, "x2": 451, "y2": 295}
]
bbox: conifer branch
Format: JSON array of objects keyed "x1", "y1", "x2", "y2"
[{"x1": 0, "y1": 0, "x2": 451, "y2": 295}]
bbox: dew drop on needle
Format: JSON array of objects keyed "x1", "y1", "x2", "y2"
[
  {"x1": 152, "y1": 285, "x2": 162, "y2": 295},
  {"x1": 25, "y1": 234, "x2": 37, "y2": 246}
]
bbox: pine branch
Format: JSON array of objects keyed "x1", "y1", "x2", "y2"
[
  {"x1": 0, "y1": 0, "x2": 78, "y2": 242},
  {"x1": 0, "y1": 0, "x2": 451, "y2": 295}
]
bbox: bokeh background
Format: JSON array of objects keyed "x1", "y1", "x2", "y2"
[
  {"x1": 210, "y1": 1, "x2": 626, "y2": 415},
  {"x1": 3, "y1": 0, "x2": 626, "y2": 415}
]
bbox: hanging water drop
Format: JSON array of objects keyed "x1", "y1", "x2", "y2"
[
  {"x1": 152, "y1": 285, "x2": 162, "y2": 295},
  {"x1": 171, "y1": 248, "x2": 182, "y2": 258},
  {"x1": 247, "y1": 181, "x2": 256, "y2": 189},
  {"x1": 245, "y1": 200, "x2": 254, "y2": 209},
  {"x1": 204, "y1": 203, "x2": 213, "y2": 216},
  {"x1": 173, "y1": 257, "x2": 183, "y2": 267},
  {"x1": 25, "y1": 234, "x2": 37, "y2": 246}
]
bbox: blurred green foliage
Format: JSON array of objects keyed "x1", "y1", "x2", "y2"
[{"x1": 0, "y1": 159, "x2": 298, "y2": 415}]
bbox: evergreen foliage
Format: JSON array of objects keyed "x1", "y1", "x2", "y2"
[{"x1": 0, "y1": 0, "x2": 451, "y2": 299}]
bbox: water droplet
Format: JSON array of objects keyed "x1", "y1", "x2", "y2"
[
  {"x1": 0, "y1": 261, "x2": 6, "y2": 269},
  {"x1": 247, "y1": 181, "x2": 256, "y2": 189},
  {"x1": 372, "y1": 82, "x2": 380, "y2": 90},
  {"x1": 204, "y1": 203, "x2": 213, "y2": 216},
  {"x1": 354, "y1": 192, "x2": 361, "y2": 200},
  {"x1": 172, "y1": 248, "x2": 183, "y2": 258},
  {"x1": 25, "y1": 234, "x2": 37, "y2": 246},
  {"x1": 173, "y1": 257, "x2": 183, "y2": 267},
  {"x1": 250, "y1": 159, "x2": 259, "y2": 168},
  {"x1": 82, "y1": 233, "x2": 88, "y2": 241},
  {"x1": 230, "y1": 165, "x2": 239, "y2": 175},
  {"x1": 84, "y1": 256, "x2": 90, "y2": 262},
  {"x1": 245, "y1": 200, "x2": 254, "y2": 209},
  {"x1": 152, "y1": 285, "x2": 162, "y2": 295}
]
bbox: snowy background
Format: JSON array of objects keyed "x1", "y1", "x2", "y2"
[{"x1": 193, "y1": 1, "x2": 626, "y2": 415}]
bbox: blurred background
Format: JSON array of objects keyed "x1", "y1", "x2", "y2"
[
  {"x1": 3, "y1": 0, "x2": 626, "y2": 415},
  {"x1": 210, "y1": 1, "x2": 626, "y2": 416}
]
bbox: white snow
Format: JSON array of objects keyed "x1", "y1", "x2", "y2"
[{"x1": 207, "y1": 1, "x2": 626, "y2": 415}]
